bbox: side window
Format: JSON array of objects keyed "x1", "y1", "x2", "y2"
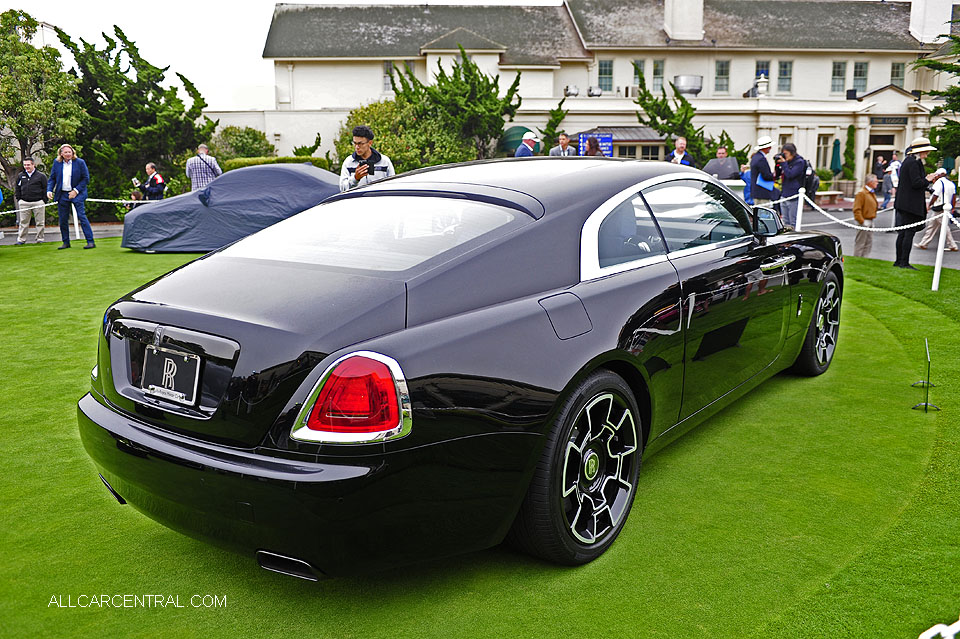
[
  {"x1": 597, "y1": 193, "x2": 666, "y2": 268},
  {"x1": 640, "y1": 180, "x2": 751, "y2": 252}
]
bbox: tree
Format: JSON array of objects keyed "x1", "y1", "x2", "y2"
[
  {"x1": 57, "y1": 25, "x2": 215, "y2": 216},
  {"x1": 632, "y1": 66, "x2": 750, "y2": 166},
  {"x1": 842, "y1": 124, "x2": 856, "y2": 180},
  {"x1": 334, "y1": 98, "x2": 474, "y2": 174},
  {"x1": 209, "y1": 126, "x2": 276, "y2": 161},
  {"x1": 293, "y1": 133, "x2": 322, "y2": 157},
  {"x1": 915, "y1": 41, "x2": 960, "y2": 170},
  {"x1": 393, "y1": 46, "x2": 522, "y2": 158},
  {"x1": 538, "y1": 98, "x2": 569, "y2": 155},
  {"x1": 0, "y1": 10, "x2": 83, "y2": 196}
]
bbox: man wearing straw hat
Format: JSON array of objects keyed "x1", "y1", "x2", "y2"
[
  {"x1": 892, "y1": 136, "x2": 938, "y2": 269},
  {"x1": 750, "y1": 135, "x2": 778, "y2": 206}
]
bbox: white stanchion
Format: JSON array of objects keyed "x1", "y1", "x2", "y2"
[
  {"x1": 71, "y1": 203, "x2": 80, "y2": 241},
  {"x1": 932, "y1": 209, "x2": 950, "y2": 292},
  {"x1": 796, "y1": 187, "x2": 806, "y2": 231}
]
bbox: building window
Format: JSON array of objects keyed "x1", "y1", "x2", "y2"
[
  {"x1": 633, "y1": 59, "x2": 645, "y2": 86},
  {"x1": 755, "y1": 60, "x2": 770, "y2": 79},
  {"x1": 617, "y1": 145, "x2": 637, "y2": 159},
  {"x1": 641, "y1": 145, "x2": 661, "y2": 160},
  {"x1": 831, "y1": 61, "x2": 847, "y2": 92},
  {"x1": 715, "y1": 60, "x2": 730, "y2": 93},
  {"x1": 777, "y1": 61, "x2": 793, "y2": 93},
  {"x1": 778, "y1": 134, "x2": 792, "y2": 149},
  {"x1": 853, "y1": 62, "x2": 868, "y2": 93},
  {"x1": 653, "y1": 60, "x2": 665, "y2": 92},
  {"x1": 383, "y1": 61, "x2": 394, "y2": 92},
  {"x1": 891, "y1": 62, "x2": 905, "y2": 89},
  {"x1": 598, "y1": 59, "x2": 613, "y2": 92},
  {"x1": 816, "y1": 134, "x2": 833, "y2": 169}
]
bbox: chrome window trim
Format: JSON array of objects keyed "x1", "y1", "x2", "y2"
[
  {"x1": 665, "y1": 237, "x2": 754, "y2": 260},
  {"x1": 290, "y1": 350, "x2": 413, "y2": 445},
  {"x1": 580, "y1": 173, "x2": 751, "y2": 281}
]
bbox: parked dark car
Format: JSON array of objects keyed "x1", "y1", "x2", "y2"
[
  {"x1": 121, "y1": 163, "x2": 340, "y2": 253},
  {"x1": 78, "y1": 158, "x2": 843, "y2": 579}
]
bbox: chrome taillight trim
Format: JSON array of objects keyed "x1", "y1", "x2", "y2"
[{"x1": 290, "y1": 350, "x2": 413, "y2": 445}]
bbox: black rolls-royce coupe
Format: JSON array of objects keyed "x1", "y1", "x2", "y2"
[{"x1": 78, "y1": 158, "x2": 843, "y2": 580}]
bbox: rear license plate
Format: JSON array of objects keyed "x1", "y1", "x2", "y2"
[{"x1": 141, "y1": 345, "x2": 201, "y2": 406}]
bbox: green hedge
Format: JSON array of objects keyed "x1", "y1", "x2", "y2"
[{"x1": 221, "y1": 156, "x2": 331, "y2": 172}]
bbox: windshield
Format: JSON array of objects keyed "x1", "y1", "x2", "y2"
[{"x1": 221, "y1": 195, "x2": 527, "y2": 272}]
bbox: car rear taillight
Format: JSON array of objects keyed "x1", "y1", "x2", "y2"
[
  {"x1": 306, "y1": 356, "x2": 399, "y2": 433},
  {"x1": 291, "y1": 351, "x2": 412, "y2": 444}
]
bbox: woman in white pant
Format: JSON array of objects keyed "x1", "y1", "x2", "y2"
[{"x1": 916, "y1": 168, "x2": 959, "y2": 251}]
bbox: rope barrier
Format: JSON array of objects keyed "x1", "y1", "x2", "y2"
[
  {"x1": 800, "y1": 194, "x2": 932, "y2": 233},
  {"x1": 3, "y1": 197, "x2": 135, "y2": 216}
]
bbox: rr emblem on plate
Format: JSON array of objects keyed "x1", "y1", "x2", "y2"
[{"x1": 162, "y1": 357, "x2": 178, "y2": 389}]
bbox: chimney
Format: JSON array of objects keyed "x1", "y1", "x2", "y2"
[
  {"x1": 664, "y1": 0, "x2": 704, "y2": 41},
  {"x1": 910, "y1": 0, "x2": 954, "y2": 43}
]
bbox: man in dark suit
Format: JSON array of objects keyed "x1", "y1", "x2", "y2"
[
  {"x1": 46, "y1": 144, "x2": 95, "y2": 249},
  {"x1": 892, "y1": 137, "x2": 937, "y2": 269}
]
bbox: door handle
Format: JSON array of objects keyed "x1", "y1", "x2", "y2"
[{"x1": 760, "y1": 255, "x2": 796, "y2": 272}]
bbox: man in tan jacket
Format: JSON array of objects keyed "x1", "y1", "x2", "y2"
[{"x1": 852, "y1": 174, "x2": 879, "y2": 257}]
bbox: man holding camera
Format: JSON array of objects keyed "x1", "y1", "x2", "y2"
[
  {"x1": 339, "y1": 125, "x2": 396, "y2": 192},
  {"x1": 774, "y1": 143, "x2": 807, "y2": 228}
]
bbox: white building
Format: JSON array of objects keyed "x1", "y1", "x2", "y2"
[{"x1": 204, "y1": 0, "x2": 960, "y2": 178}]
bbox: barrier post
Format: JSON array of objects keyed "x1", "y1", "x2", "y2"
[
  {"x1": 931, "y1": 208, "x2": 949, "y2": 292},
  {"x1": 71, "y1": 203, "x2": 81, "y2": 241},
  {"x1": 796, "y1": 188, "x2": 806, "y2": 231}
]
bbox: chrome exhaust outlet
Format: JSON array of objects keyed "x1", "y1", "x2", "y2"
[
  {"x1": 256, "y1": 550, "x2": 322, "y2": 581},
  {"x1": 99, "y1": 473, "x2": 126, "y2": 505}
]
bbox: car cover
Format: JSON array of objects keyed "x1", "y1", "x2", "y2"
[{"x1": 121, "y1": 163, "x2": 340, "y2": 252}]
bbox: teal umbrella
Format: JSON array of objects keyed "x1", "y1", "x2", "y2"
[
  {"x1": 830, "y1": 139, "x2": 843, "y2": 176},
  {"x1": 943, "y1": 155, "x2": 956, "y2": 172}
]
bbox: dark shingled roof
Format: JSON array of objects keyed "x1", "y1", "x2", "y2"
[
  {"x1": 573, "y1": 126, "x2": 666, "y2": 142},
  {"x1": 421, "y1": 27, "x2": 506, "y2": 52},
  {"x1": 566, "y1": 0, "x2": 922, "y2": 50},
  {"x1": 263, "y1": 4, "x2": 591, "y2": 65}
]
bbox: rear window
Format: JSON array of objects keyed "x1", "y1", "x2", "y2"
[{"x1": 221, "y1": 195, "x2": 527, "y2": 272}]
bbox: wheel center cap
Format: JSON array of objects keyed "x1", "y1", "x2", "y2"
[{"x1": 583, "y1": 451, "x2": 600, "y2": 481}]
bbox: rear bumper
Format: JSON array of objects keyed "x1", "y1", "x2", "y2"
[{"x1": 78, "y1": 392, "x2": 538, "y2": 576}]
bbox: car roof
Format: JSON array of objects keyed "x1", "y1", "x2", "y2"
[{"x1": 355, "y1": 157, "x2": 705, "y2": 218}]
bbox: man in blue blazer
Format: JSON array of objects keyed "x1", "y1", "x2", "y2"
[{"x1": 46, "y1": 144, "x2": 95, "y2": 249}]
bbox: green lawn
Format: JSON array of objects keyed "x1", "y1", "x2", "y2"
[{"x1": 1, "y1": 240, "x2": 957, "y2": 638}]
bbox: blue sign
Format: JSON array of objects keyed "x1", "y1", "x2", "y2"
[{"x1": 578, "y1": 133, "x2": 613, "y2": 157}]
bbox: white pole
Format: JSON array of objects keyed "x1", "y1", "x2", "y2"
[
  {"x1": 796, "y1": 187, "x2": 806, "y2": 231},
  {"x1": 71, "y1": 202, "x2": 81, "y2": 241},
  {"x1": 931, "y1": 208, "x2": 949, "y2": 292}
]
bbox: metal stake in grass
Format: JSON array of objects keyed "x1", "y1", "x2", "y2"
[{"x1": 912, "y1": 337, "x2": 940, "y2": 412}]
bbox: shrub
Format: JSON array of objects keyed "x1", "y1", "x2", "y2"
[
  {"x1": 210, "y1": 126, "x2": 276, "y2": 161},
  {"x1": 816, "y1": 168, "x2": 834, "y2": 191},
  {"x1": 334, "y1": 99, "x2": 474, "y2": 174},
  {"x1": 221, "y1": 156, "x2": 331, "y2": 172},
  {"x1": 842, "y1": 125, "x2": 856, "y2": 180}
]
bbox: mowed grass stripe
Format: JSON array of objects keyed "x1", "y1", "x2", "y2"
[{"x1": 0, "y1": 240, "x2": 953, "y2": 638}]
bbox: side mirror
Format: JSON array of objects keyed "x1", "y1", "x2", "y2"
[{"x1": 753, "y1": 206, "x2": 782, "y2": 237}]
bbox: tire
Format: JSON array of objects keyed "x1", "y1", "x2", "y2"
[
  {"x1": 791, "y1": 271, "x2": 842, "y2": 376},
  {"x1": 510, "y1": 371, "x2": 642, "y2": 565}
]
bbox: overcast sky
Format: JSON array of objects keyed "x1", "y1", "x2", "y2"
[{"x1": 22, "y1": 0, "x2": 563, "y2": 112}]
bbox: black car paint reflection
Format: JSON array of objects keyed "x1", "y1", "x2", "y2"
[{"x1": 78, "y1": 158, "x2": 843, "y2": 577}]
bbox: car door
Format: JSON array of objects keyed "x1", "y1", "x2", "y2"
[
  {"x1": 574, "y1": 189, "x2": 686, "y2": 440},
  {"x1": 640, "y1": 178, "x2": 792, "y2": 420}
]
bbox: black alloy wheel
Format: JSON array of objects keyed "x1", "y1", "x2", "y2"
[
  {"x1": 510, "y1": 371, "x2": 642, "y2": 565},
  {"x1": 791, "y1": 271, "x2": 842, "y2": 376}
]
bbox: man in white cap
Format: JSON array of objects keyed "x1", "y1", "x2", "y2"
[
  {"x1": 750, "y1": 135, "x2": 778, "y2": 206},
  {"x1": 893, "y1": 136, "x2": 939, "y2": 269},
  {"x1": 916, "y1": 167, "x2": 959, "y2": 252},
  {"x1": 515, "y1": 131, "x2": 540, "y2": 157}
]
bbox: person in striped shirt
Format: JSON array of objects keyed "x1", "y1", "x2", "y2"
[{"x1": 185, "y1": 144, "x2": 222, "y2": 190}]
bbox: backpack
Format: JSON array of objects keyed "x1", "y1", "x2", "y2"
[{"x1": 803, "y1": 159, "x2": 819, "y2": 195}]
